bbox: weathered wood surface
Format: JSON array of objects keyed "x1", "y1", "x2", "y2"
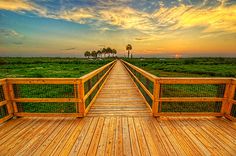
[
  {"x1": 87, "y1": 60, "x2": 152, "y2": 116},
  {"x1": 0, "y1": 116, "x2": 235, "y2": 155},
  {"x1": 0, "y1": 60, "x2": 236, "y2": 155}
]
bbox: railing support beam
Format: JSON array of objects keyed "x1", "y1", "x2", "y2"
[
  {"x1": 224, "y1": 79, "x2": 236, "y2": 120},
  {"x1": 152, "y1": 79, "x2": 160, "y2": 116},
  {"x1": 7, "y1": 82, "x2": 18, "y2": 114},
  {"x1": 78, "y1": 79, "x2": 85, "y2": 117},
  {"x1": 2, "y1": 79, "x2": 13, "y2": 115},
  {"x1": 221, "y1": 83, "x2": 231, "y2": 114}
]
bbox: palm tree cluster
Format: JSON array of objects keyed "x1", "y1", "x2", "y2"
[{"x1": 84, "y1": 47, "x2": 117, "y2": 58}]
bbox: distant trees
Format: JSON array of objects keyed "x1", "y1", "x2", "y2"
[
  {"x1": 84, "y1": 47, "x2": 117, "y2": 59},
  {"x1": 102, "y1": 48, "x2": 106, "y2": 58},
  {"x1": 97, "y1": 50, "x2": 102, "y2": 58},
  {"x1": 91, "y1": 51, "x2": 97, "y2": 58},
  {"x1": 126, "y1": 44, "x2": 132, "y2": 58},
  {"x1": 112, "y1": 49, "x2": 117, "y2": 57},
  {"x1": 84, "y1": 51, "x2": 91, "y2": 58}
]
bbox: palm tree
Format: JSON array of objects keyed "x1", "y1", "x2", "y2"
[
  {"x1": 102, "y1": 48, "x2": 106, "y2": 58},
  {"x1": 112, "y1": 49, "x2": 117, "y2": 57},
  {"x1": 84, "y1": 51, "x2": 91, "y2": 58},
  {"x1": 126, "y1": 44, "x2": 132, "y2": 58},
  {"x1": 106, "y1": 47, "x2": 112, "y2": 57},
  {"x1": 91, "y1": 51, "x2": 97, "y2": 58},
  {"x1": 97, "y1": 50, "x2": 102, "y2": 58}
]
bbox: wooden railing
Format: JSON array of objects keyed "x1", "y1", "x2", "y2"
[
  {"x1": 80, "y1": 60, "x2": 116, "y2": 115},
  {"x1": 0, "y1": 79, "x2": 14, "y2": 124},
  {"x1": 122, "y1": 60, "x2": 236, "y2": 121},
  {"x1": 0, "y1": 60, "x2": 116, "y2": 123}
]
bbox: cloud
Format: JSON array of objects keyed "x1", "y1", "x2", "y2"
[
  {"x1": 62, "y1": 47, "x2": 76, "y2": 51},
  {"x1": 98, "y1": 44, "x2": 106, "y2": 47},
  {"x1": 0, "y1": 28, "x2": 24, "y2": 45},
  {"x1": 1, "y1": 0, "x2": 236, "y2": 39},
  {"x1": 134, "y1": 37, "x2": 151, "y2": 41},
  {"x1": 0, "y1": 0, "x2": 48, "y2": 16},
  {"x1": 135, "y1": 38, "x2": 145, "y2": 41},
  {"x1": 0, "y1": 29, "x2": 22, "y2": 38},
  {"x1": 12, "y1": 41, "x2": 23, "y2": 45},
  {"x1": 156, "y1": 3, "x2": 236, "y2": 34},
  {"x1": 58, "y1": 8, "x2": 95, "y2": 24},
  {"x1": 54, "y1": 1, "x2": 236, "y2": 38},
  {"x1": 0, "y1": 0, "x2": 34, "y2": 11},
  {"x1": 99, "y1": 7, "x2": 154, "y2": 31}
]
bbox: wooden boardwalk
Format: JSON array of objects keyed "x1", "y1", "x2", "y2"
[
  {"x1": 88, "y1": 60, "x2": 152, "y2": 116},
  {"x1": 0, "y1": 60, "x2": 236, "y2": 155},
  {"x1": 0, "y1": 117, "x2": 236, "y2": 155}
]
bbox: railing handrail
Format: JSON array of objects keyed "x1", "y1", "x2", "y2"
[
  {"x1": 0, "y1": 59, "x2": 235, "y2": 122},
  {"x1": 121, "y1": 59, "x2": 236, "y2": 120},
  {"x1": 122, "y1": 61, "x2": 154, "y2": 100},
  {"x1": 233, "y1": 78, "x2": 236, "y2": 84},
  {"x1": 158, "y1": 77, "x2": 232, "y2": 84},
  {"x1": 4, "y1": 60, "x2": 116, "y2": 84},
  {"x1": 84, "y1": 61, "x2": 116, "y2": 100},
  {"x1": 121, "y1": 59, "x2": 158, "y2": 82},
  {"x1": 80, "y1": 60, "x2": 116, "y2": 82},
  {"x1": 0, "y1": 60, "x2": 117, "y2": 121},
  {"x1": 6, "y1": 78, "x2": 78, "y2": 84}
]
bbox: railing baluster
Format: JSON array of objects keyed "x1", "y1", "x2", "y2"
[
  {"x1": 224, "y1": 79, "x2": 236, "y2": 120},
  {"x1": 2, "y1": 80, "x2": 13, "y2": 115},
  {"x1": 122, "y1": 59, "x2": 236, "y2": 119},
  {"x1": 78, "y1": 79, "x2": 85, "y2": 116},
  {"x1": 8, "y1": 82, "x2": 18, "y2": 113},
  {"x1": 221, "y1": 83, "x2": 231, "y2": 113},
  {"x1": 152, "y1": 79, "x2": 160, "y2": 116},
  {"x1": 74, "y1": 81, "x2": 79, "y2": 114}
]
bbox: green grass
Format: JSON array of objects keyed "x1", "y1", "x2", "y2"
[
  {"x1": 125, "y1": 58, "x2": 236, "y2": 77},
  {"x1": 17, "y1": 102, "x2": 76, "y2": 113},
  {"x1": 161, "y1": 102, "x2": 222, "y2": 113},
  {"x1": 0, "y1": 57, "x2": 235, "y2": 114},
  {"x1": 0, "y1": 57, "x2": 113, "y2": 114},
  {"x1": 125, "y1": 57, "x2": 236, "y2": 113},
  {"x1": 0, "y1": 57, "x2": 113, "y2": 78}
]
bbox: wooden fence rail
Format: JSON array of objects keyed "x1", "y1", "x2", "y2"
[
  {"x1": 0, "y1": 59, "x2": 235, "y2": 123},
  {"x1": 0, "y1": 60, "x2": 116, "y2": 123},
  {"x1": 122, "y1": 60, "x2": 236, "y2": 121},
  {"x1": 0, "y1": 79, "x2": 14, "y2": 124}
]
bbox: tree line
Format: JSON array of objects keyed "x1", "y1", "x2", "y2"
[{"x1": 84, "y1": 47, "x2": 117, "y2": 58}]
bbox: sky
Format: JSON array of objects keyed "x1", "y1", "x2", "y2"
[{"x1": 0, "y1": 0, "x2": 236, "y2": 57}]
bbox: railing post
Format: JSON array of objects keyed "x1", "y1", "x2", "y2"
[
  {"x1": 221, "y1": 82, "x2": 231, "y2": 114},
  {"x1": 2, "y1": 79, "x2": 14, "y2": 115},
  {"x1": 78, "y1": 79, "x2": 85, "y2": 117},
  {"x1": 7, "y1": 81, "x2": 18, "y2": 113},
  {"x1": 224, "y1": 79, "x2": 235, "y2": 119},
  {"x1": 152, "y1": 79, "x2": 160, "y2": 116}
]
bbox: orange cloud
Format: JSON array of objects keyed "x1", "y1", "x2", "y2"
[
  {"x1": 0, "y1": 0, "x2": 47, "y2": 16},
  {"x1": 59, "y1": 8, "x2": 95, "y2": 24}
]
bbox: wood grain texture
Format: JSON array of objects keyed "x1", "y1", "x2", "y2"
[
  {"x1": 87, "y1": 60, "x2": 152, "y2": 117},
  {"x1": 0, "y1": 116, "x2": 235, "y2": 155},
  {"x1": 0, "y1": 60, "x2": 236, "y2": 155}
]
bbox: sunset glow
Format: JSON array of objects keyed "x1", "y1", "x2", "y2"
[{"x1": 0, "y1": 0, "x2": 236, "y2": 57}]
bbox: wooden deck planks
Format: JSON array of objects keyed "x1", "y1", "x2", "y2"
[
  {"x1": 87, "y1": 60, "x2": 152, "y2": 117},
  {"x1": 0, "y1": 117, "x2": 235, "y2": 155},
  {"x1": 0, "y1": 60, "x2": 236, "y2": 155}
]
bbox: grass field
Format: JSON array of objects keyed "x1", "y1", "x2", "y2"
[
  {"x1": 0, "y1": 57, "x2": 113, "y2": 114},
  {"x1": 0, "y1": 57, "x2": 235, "y2": 115},
  {"x1": 125, "y1": 58, "x2": 236, "y2": 77},
  {"x1": 125, "y1": 58, "x2": 236, "y2": 114},
  {"x1": 0, "y1": 57, "x2": 113, "y2": 78}
]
